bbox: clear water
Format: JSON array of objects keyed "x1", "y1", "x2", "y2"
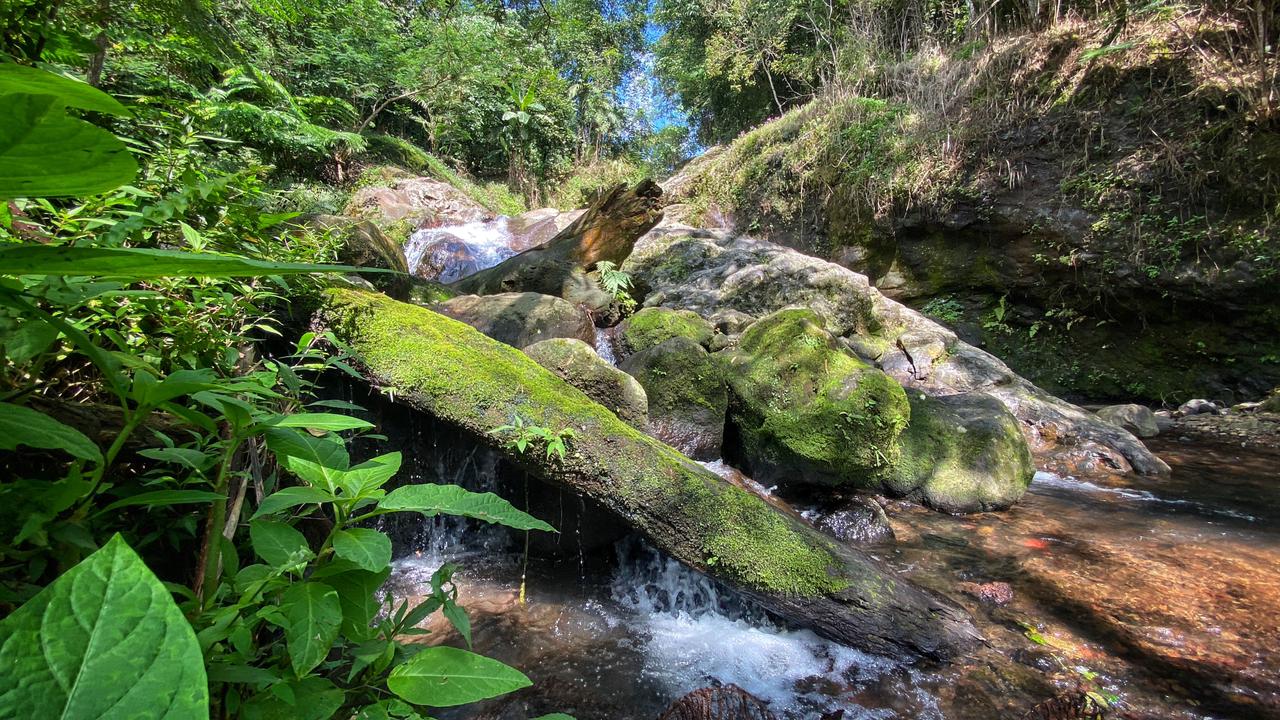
[{"x1": 381, "y1": 412, "x2": 1280, "y2": 718}]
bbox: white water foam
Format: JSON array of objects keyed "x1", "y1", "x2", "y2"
[
  {"x1": 404, "y1": 217, "x2": 516, "y2": 282},
  {"x1": 594, "y1": 327, "x2": 618, "y2": 365},
  {"x1": 611, "y1": 543, "x2": 905, "y2": 718}
]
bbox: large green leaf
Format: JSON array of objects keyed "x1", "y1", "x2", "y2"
[
  {"x1": 0, "y1": 93, "x2": 138, "y2": 198},
  {"x1": 326, "y1": 568, "x2": 390, "y2": 641},
  {"x1": 332, "y1": 528, "x2": 392, "y2": 572},
  {"x1": 0, "y1": 64, "x2": 130, "y2": 115},
  {"x1": 252, "y1": 486, "x2": 335, "y2": 519},
  {"x1": 378, "y1": 484, "x2": 554, "y2": 532},
  {"x1": 281, "y1": 582, "x2": 342, "y2": 676},
  {"x1": 265, "y1": 428, "x2": 350, "y2": 493},
  {"x1": 0, "y1": 245, "x2": 371, "y2": 278},
  {"x1": 249, "y1": 520, "x2": 313, "y2": 568},
  {"x1": 388, "y1": 646, "x2": 531, "y2": 707},
  {"x1": 0, "y1": 401, "x2": 102, "y2": 462},
  {"x1": 261, "y1": 412, "x2": 374, "y2": 432},
  {"x1": 0, "y1": 534, "x2": 208, "y2": 718},
  {"x1": 341, "y1": 452, "x2": 402, "y2": 496}
]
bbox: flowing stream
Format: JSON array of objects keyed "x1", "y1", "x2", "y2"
[{"x1": 377, "y1": 218, "x2": 1280, "y2": 719}]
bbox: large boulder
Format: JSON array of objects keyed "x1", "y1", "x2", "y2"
[
  {"x1": 892, "y1": 392, "x2": 1034, "y2": 513},
  {"x1": 619, "y1": 337, "x2": 727, "y2": 461},
  {"x1": 625, "y1": 224, "x2": 1169, "y2": 477},
  {"x1": 1095, "y1": 404, "x2": 1160, "y2": 439},
  {"x1": 506, "y1": 208, "x2": 582, "y2": 251},
  {"x1": 345, "y1": 176, "x2": 490, "y2": 232},
  {"x1": 722, "y1": 309, "x2": 910, "y2": 490},
  {"x1": 619, "y1": 306, "x2": 715, "y2": 356},
  {"x1": 302, "y1": 214, "x2": 409, "y2": 300},
  {"x1": 435, "y1": 293, "x2": 594, "y2": 349},
  {"x1": 523, "y1": 338, "x2": 648, "y2": 428}
]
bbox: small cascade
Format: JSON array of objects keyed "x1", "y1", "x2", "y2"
[
  {"x1": 611, "y1": 541, "x2": 907, "y2": 718},
  {"x1": 594, "y1": 326, "x2": 619, "y2": 365},
  {"x1": 403, "y1": 217, "x2": 517, "y2": 283}
]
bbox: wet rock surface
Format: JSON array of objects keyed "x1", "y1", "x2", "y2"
[
  {"x1": 1096, "y1": 403, "x2": 1161, "y2": 438},
  {"x1": 812, "y1": 498, "x2": 895, "y2": 545},
  {"x1": 345, "y1": 175, "x2": 490, "y2": 231},
  {"x1": 435, "y1": 292, "x2": 595, "y2": 348}
]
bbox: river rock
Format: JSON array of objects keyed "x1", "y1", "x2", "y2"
[
  {"x1": 1096, "y1": 404, "x2": 1160, "y2": 438},
  {"x1": 1176, "y1": 398, "x2": 1223, "y2": 417},
  {"x1": 959, "y1": 581, "x2": 1015, "y2": 606},
  {"x1": 722, "y1": 308, "x2": 911, "y2": 490},
  {"x1": 345, "y1": 175, "x2": 490, "y2": 231},
  {"x1": 435, "y1": 293, "x2": 594, "y2": 349},
  {"x1": 619, "y1": 336, "x2": 727, "y2": 460},
  {"x1": 619, "y1": 306, "x2": 715, "y2": 356},
  {"x1": 892, "y1": 392, "x2": 1034, "y2": 512},
  {"x1": 624, "y1": 224, "x2": 1169, "y2": 477},
  {"x1": 300, "y1": 214, "x2": 410, "y2": 300},
  {"x1": 1262, "y1": 391, "x2": 1280, "y2": 413},
  {"x1": 410, "y1": 233, "x2": 487, "y2": 283},
  {"x1": 523, "y1": 338, "x2": 648, "y2": 427},
  {"x1": 657, "y1": 684, "x2": 776, "y2": 720},
  {"x1": 507, "y1": 207, "x2": 582, "y2": 251},
  {"x1": 813, "y1": 498, "x2": 895, "y2": 545}
]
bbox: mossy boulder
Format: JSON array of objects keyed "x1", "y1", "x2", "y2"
[
  {"x1": 891, "y1": 392, "x2": 1034, "y2": 513},
  {"x1": 619, "y1": 307, "x2": 715, "y2": 356},
  {"x1": 523, "y1": 338, "x2": 648, "y2": 428},
  {"x1": 722, "y1": 308, "x2": 910, "y2": 489},
  {"x1": 314, "y1": 287, "x2": 979, "y2": 660},
  {"x1": 435, "y1": 292, "x2": 594, "y2": 349},
  {"x1": 304, "y1": 214, "x2": 410, "y2": 300},
  {"x1": 619, "y1": 337, "x2": 727, "y2": 460}
]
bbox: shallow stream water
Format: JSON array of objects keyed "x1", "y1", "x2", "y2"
[{"x1": 383, "y1": 438, "x2": 1280, "y2": 720}]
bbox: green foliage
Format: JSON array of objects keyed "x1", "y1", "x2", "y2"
[
  {"x1": 0, "y1": 71, "x2": 554, "y2": 719},
  {"x1": 920, "y1": 295, "x2": 964, "y2": 324},
  {"x1": 551, "y1": 158, "x2": 648, "y2": 210},
  {"x1": 0, "y1": 535, "x2": 208, "y2": 719},
  {"x1": 0, "y1": 65, "x2": 137, "y2": 198},
  {"x1": 594, "y1": 260, "x2": 638, "y2": 313},
  {"x1": 491, "y1": 414, "x2": 576, "y2": 461}
]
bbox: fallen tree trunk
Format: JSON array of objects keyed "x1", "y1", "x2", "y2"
[
  {"x1": 450, "y1": 179, "x2": 663, "y2": 297},
  {"x1": 316, "y1": 288, "x2": 980, "y2": 661}
]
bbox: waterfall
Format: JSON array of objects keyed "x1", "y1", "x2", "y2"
[{"x1": 403, "y1": 217, "x2": 518, "y2": 283}]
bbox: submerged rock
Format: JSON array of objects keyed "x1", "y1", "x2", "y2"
[
  {"x1": 620, "y1": 336, "x2": 727, "y2": 460},
  {"x1": 893, "y1": 392, "x2": 1034, "y2": 513},
  {"x1": 435, "y1": 292, "x2": 594, "y2": 349},
  {"x1": 722, "y1": 308, "x2": 909, "y2": 490},
  {"x1": 523, "y1": 338, "x2": 648, "y2": 428},
  {"x1": 625, "y1": 224, "x2": 1169, "y2": 477},
  {"x1": 657, "y1": 685, "x2": 776, "y2": 720},
  {"x1": 813, "y1": 498, "x2": 895, "y2": 545},
  {"x1": 959, "y1": 581, "x2": 1015, "y2": 606},
  {"x1": 619, "y1": 306, "x2": 715, "y2": 356},
  {"x1": 1096, "y1": 403, "x2": 1160, "y2": 438}
]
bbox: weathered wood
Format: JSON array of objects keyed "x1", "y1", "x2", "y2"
[
  {"x1": 450, "y1": 179, "x2": 664, "y2": 297},
  {"x1": 316, "y1": 288, "x2": 981, "y2": 661}
]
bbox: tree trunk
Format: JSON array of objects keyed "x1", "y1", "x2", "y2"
[
  {"x1": 315, "y1": 288, "x2": 981, "y2": 661},
  {"x1": 450, "y1": 179, "x2": 664, "y2": 297}
]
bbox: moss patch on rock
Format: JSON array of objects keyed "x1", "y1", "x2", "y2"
[
  {"x1": 523, "y1": 337, "x2": 649, "y2": 428},
  {"x1": 619, "y1": 336, "x2": 727, "y2": 460},
  {"x1": 723, "y1": 308, "x2": 910, "y2": 488},
  {"x1": 317, "y1": 288, "x2": 849, "y2": 596},
  {"x1": 892, "y1": 392, "x2": 1034, "y2": 513},
  {"x1": 620, "y1": 307, "x2": 715, "y2": 355}
]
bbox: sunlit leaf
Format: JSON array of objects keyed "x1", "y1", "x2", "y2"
[{"x1": 388, "y1": 646, "x2": 531, "y2": 707}]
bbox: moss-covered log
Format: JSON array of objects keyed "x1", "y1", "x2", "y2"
[{"x1": 316, "y1": 288, "x2": 980, "y2": 660}]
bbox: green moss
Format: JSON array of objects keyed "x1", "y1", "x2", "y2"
[
  {"x1": 725, "y1": 309, "x2": 910, "y2": 487},
  {"x1": 620, "y1": 307, "x2": 715, "y2": 354},
  {"x1": 318, "y1": 288, "x2": 847, "y2": 596},
  {"x1": 892, "y1": 393, "x2": 1033, "y2": 512}
]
